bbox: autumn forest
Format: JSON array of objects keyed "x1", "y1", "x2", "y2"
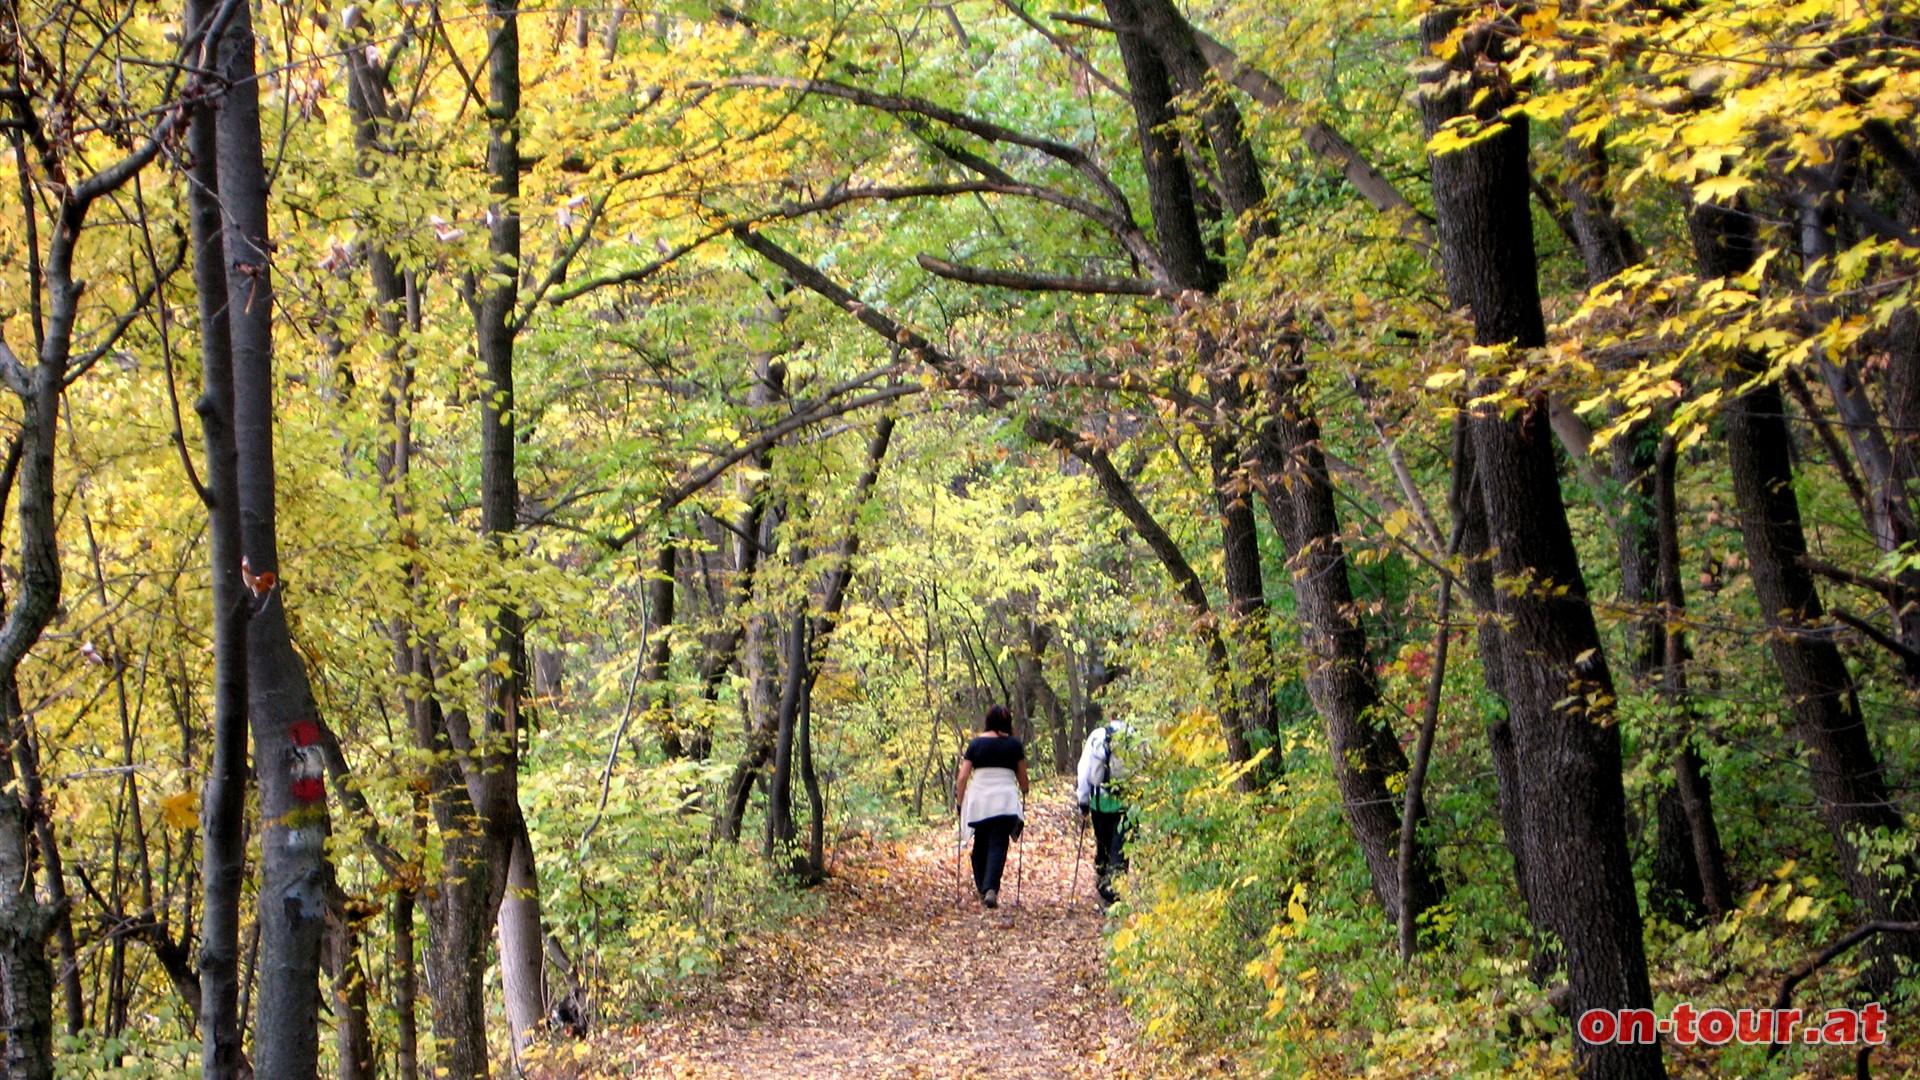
[{"x1": 2, "y1": 0, "x2": 1919, "y2": 1076}]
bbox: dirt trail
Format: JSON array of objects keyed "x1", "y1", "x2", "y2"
[{"x1": 549, "y1": 799, "x2": 1152, "y2": 1079}]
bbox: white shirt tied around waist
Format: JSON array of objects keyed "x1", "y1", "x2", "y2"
[{"x1": 961, "y1": 766, "x2": 1023, "y2": 839}]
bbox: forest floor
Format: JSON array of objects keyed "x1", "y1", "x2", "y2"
[{"x1": 533, "y1": 796, "x2": 1189, "y2": 1079}]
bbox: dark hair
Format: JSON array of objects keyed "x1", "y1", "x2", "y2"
[{"x1": 983, "y1": 704, "x2": 1014, "y2": 734}]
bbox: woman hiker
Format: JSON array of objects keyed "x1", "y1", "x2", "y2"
[{"x1": 954, "y1": 704, "x2": 1028, "y2": 909}]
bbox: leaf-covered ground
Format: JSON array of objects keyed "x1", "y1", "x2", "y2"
[{"x1": 534, "y1": 799, "x2": 1176, "y2": 1079}]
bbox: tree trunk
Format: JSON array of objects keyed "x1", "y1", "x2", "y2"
[
  {"x1": 392, "y1": 885, "x2": 419, "y2": 1080},
  {"x1": 1690, "y1": 197, "x2": 1916, "y2": 968},
  {"x1": 797, "y1": 670, "x2": 826, "y2": 881},
  {"x1": 1644, "y1": 434, "x2": 1732, "y2": 922},
  {"x1": 185, "y1": 0, "x2": 251, "y2": 1064},
  {"x1": 214, "y1": 0, "x2": 335, "y2": 1058},
  {"x1": 1024, "y1": 420, "x2": 1253, "y2": 764},
  {"x1": 1247, "y1": 358, "x2": 1445, "y2": 929},
  {"x1": 645, "y1": 542, "x2": 681, "y2": 756},
  {"x1": 1419, "y1": 12, "x2": 1661, "y2": 1078},
  {"x1": 420, "y1": 683, "x2": 506, "y2": 1080},
  {"x1": 467, "y1": 0, "x2": 546, "y2": 1048},
  {"x1": 498, "y1": 821, "x2": 546, "y2": 1053},
  {"x1": 1210, "y1": 433, "x2": 1280, "y2": 765},
  {"x1": 765, "y1": 606, "x2": 809, "y2": 861},
  {"x1": 0, "y1": 684, "x2": 53, "y2": 1080},
  {"x1": 326, "y1": 897, "x2": 375, "y2": 1080}
]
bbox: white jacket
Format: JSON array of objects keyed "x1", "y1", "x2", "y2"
[
  {"x1": 960, "y1": 767, "x2": 1023, "y2": 839},
  {"x1": 1075, "y1": 720, "x2": 1132, "y2": 808}
]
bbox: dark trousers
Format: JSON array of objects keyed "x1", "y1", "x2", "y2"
[
  {"x1": 1091, "y1": 809, "x2": 1127, "y2": 902},
  {"x1": 970, "y1": 817, "x2": 1019, "y2": 894}
]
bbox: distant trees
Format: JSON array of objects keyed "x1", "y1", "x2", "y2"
[{"x1": 3, "y1": 0, "x2": 1920, "y2": 1075}]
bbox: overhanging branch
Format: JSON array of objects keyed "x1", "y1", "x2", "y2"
[{"x1": 915, "y1": 253, "x2": 1173, "y2": 297}]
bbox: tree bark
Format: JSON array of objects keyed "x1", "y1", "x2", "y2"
[
  {"x1": 420, "y1": 680, "x2": 507, "y2": 1080},
  {"x1": 465, "y1": 0, "x2": 547, "y2": 1047},
  {"x1": 326, "y1": 896, "x2": 375, "y2": 1080},
  {"x1": 185, "y1": 0, "x2": 251, "y2": 1067},
  {"x1": 1690, "y1": 198, "x2": 1917, "y2": 967},
  {"x1": 213, "y1": 0, "x2": 335, "y2": 1063},
  {"x1": 644, "y1": 542, "x2": 681, "y2": 756},
  {"x1": 1418, "y1": 12, "x2": 1661, "y2": 1077},
  {"x1": 1246, "y1": 359, "x2": 1444, "y2": 928}
]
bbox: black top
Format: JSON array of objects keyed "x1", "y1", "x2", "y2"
[{"x1": 964, "y1": 733, "x2": 1026, "y2": 771}]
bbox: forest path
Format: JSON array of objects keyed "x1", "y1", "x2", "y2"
[{"x1": 549, "y1": 796, "x2": 1156, "y2": 1079}]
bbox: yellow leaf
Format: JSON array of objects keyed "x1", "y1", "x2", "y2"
[{"x1": 160, "y1": 791, "x2": 199, "y2": 830}]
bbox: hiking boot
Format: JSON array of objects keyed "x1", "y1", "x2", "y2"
[{"x1": 982, "y1": 888, "x2": 999, "y2": 909}]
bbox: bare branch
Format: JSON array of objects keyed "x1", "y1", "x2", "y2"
[
  {"x1": 1767, "y1": 921, "x2": 1920, "y2": 1058},
  {"x1": 1186, "y1": 28, "x2": 1437, "y2": 249},
  {"x1": 708, "y1": 75, "x2": 1140, "y2": 224},
  {"x1": 915, "y1": 253, "x2": 1172, "y2": 297},
  {"x1": 995, "y1": 0, "x2": 1123, "y2": 95},
  {"x1": 0, "y1": 338, "x2": 29, "y2": 398}
]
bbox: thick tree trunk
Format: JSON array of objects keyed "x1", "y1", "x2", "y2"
[
  {"x1": 498, "y1": 822, "x2": 546, "y2": 1051},
  {"x1": 0, "y1": 684, "x2": 52, "y2": 1080},
  {"x1": 1724, "y1": 387, "x2": 1915, "y2": 927},
  {"x1": 1100, "y1": 0, "x2": 1221, "y2": 293},
  {"x1": 1419, "y1": 12, "x2": 1661, "y2": 1078}
]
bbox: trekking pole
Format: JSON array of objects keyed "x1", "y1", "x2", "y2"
[
  {"x1": 1067, "y1": 811, "x2": 1087, "y2": 905},
  {"x1": 954, "y1": 814, "x2": 965, "y2": 909},
  {"x1": 1013, "y1": 827, "x2": 1025, "y2": 909}
]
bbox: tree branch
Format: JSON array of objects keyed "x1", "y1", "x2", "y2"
[
  {"x1": 709, "y1": 75, "x2": 1140, "y2": 223},
  {"x1": 1768, "y1": 920, "x2": 1920, "y2": 1058},
  {"x1": 1185, "y1": 27, "x2": 1437, "y2": 249},
  {"x1": 915, "y1": 253, "x2": 1172, "y2": 297}
]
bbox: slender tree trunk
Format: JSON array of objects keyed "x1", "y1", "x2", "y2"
[
  {"x1": 212, "y1": 0, "x2": 335, "y2": 1064},
  {"x1": 645, "y1": 542, "x2": 681, "y2": 756},
  {"x1": 1247, "y1": 359, "x2": 1444, "y2": 928},
  {"x1": 1647, "y1": 435, "x2": 1731, "y2": 921},
  {"x1": 466, "y1": 0, "x2": 546, "y2": 1047},
  {"x1": 186, "y1": 0, "x2": 251, "y2": 1059},
  {"x1": 1210, "y1": 433, "x2": 1280, "y2": 763},
  {"x1": 1024, "y1": 419, "x2": 1253, "y2": 763},
  {"x1": 798, "y1": 672, "x2": 826, "y2": 880},
  {"x1": 392, "y1": 885, "x2": 418, "y2": 1080},
  {"x1": 1690, "y1": 198, "x2": 1917, "y2": 968},
  {"x1": 327, "y1": 896, "x2": 374, "y2": 1080},
  {"x1": 765, "y1": 606, "x2": 808, "y2": 860}
]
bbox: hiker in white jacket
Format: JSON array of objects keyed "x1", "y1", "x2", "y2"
[{"x1": 1075, "y1": 719, "x2": 1131, "y2": 906}]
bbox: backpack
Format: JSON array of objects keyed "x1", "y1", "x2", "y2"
[{"x1": 1091, "y1": 723, "x2": 1127, "y2": 814}]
